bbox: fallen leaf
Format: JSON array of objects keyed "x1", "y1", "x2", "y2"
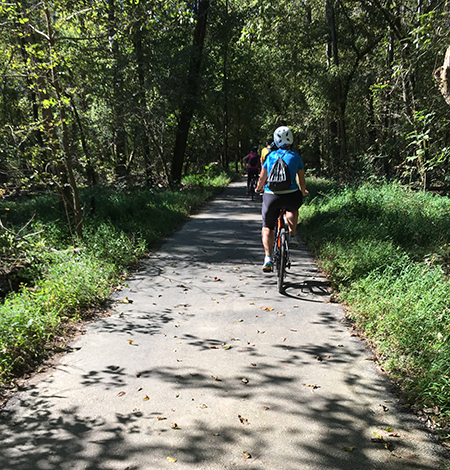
[
  {"x1": 238, "y1": 414, "x2": 249, "y2": 425},
  {"x1": 223, "y1": 345, "x2": 232, "y2": 350},
  {"x1": 171, "y1": 423, "x2": 180, "y2": 429},
  {"x1": 238, "y1": 319, "x2": 243, "y2": 322},
  {"x1": 157, "y1": 417, "x2": 167, "y2": 420},
  {"x1": 243, "y1": 451, "x2": 252, "y2": 459},
  {"x1": 249, "y1": 302, "x2": 254, "y2": 305},
  {"x1": 167, "y1": 456, "x2": 177, "y2": 463},
  {"x1": 290, "y1": 328, "x2": 298, "y2": 332},
  {"x1": 250, "y1": 362, "x2": 257, "y2": 367},
  {"x1": 143, "y1": 396, "x2": 150, "y2": 401},
  {"x1": 380, "y1": 404, "x2": 389, "y2": 412},
  {"x1": 210, "y1": 346, "x2": 218, "y2": 349},
  {"x1": 343, "y1": 446, "x2": 355, "y2": 452},
  {"x1": 241, "y1": 377, "x2": 249, "y2": 384},
  {"x1": 211, "y1": 376, "x2": 221, "y2": 381},
  {"x1": 199, "y1": 404, "x2": 208, "y2": 409},
  {"x1": 281, "y1": 337, "x2": 286, "y2": 342},
  {"x1": 117, "y1": 391, "x2": 126, "y2": 397},
  {"x1": 302, "y1": 383, "x2": 320, "y2": 392},
  {"x1": 127, "y1": 339, "x2": 134, "y2": 344},
  {"x1": 263, "y1": 406, "x2": 269, "y2": 410},
  {"x1": 371, "y1": 431, "x2": 384, "y2": 443}
]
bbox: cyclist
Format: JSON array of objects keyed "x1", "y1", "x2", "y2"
[
  {"x1": 242, "y1": 146, "x2": 260, "y2": 195},
  {"x1": 260, "y1": 137, "x2": 274, "y2": 165},
  {"x1": 255, "y1": 126, "x2": 308, "y2": 272}
]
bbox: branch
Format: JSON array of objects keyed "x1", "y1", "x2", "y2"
[
  {"x1": 0, "y1": 213, "x2": 45, "y2": 241},
  {"x1": 56, "y1": 34, "x2": 109, "y2": 42},
  {"x1": 27, "y1": 23, "x2": 50, "y2": 41}
]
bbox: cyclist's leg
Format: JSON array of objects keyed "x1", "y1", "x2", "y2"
[
  {"x1": 261, "y1": 193, "x2": 281, "y2": 270},
  {"x1": 248, "y1": 169, "x2": 258, "y2": 192},
  {"x1": 262, "y1": 227, "x2": 274, "y2": 257},
  {"x1": 283, "y1": 191, "x2": 303, "y2": 247},
  {"x1": 285, "y1": 210, "x2": 299, "y2": 237}
]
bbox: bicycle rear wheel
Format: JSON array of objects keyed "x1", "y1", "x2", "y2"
[
  {"x1": 250, "y1": 178, "x2": 255, "y2": 200},
  {"x1": 277, "y1": 227, "x2": 287, "y2": 293}
]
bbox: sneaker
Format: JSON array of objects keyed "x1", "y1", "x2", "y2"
[
  {"x1": 289, "y1": 234, "x2": 300, "y2": 248},
  {"x1": 262, "y1": 256, "x2": 273, "y2": 272}
]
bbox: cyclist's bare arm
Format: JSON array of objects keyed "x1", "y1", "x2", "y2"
[
  {"x1": 256, "y1": 167, "x2": 267, "y2": 193},
  {"x1": 297, "y1": 169, "x2": 309, "y2": 197}
]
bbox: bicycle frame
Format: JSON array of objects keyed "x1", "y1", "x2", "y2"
[{"x1": 272, "y1": 209, "x2": 291, "y2": 293}]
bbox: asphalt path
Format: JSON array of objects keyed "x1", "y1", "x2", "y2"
[{"x1": 0, "y1": 180, "x2": 446, "y2": 470}]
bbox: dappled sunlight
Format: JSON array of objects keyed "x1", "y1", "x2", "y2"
[{"x1": 0, "y1": 181, "x2": 444, "y2": 470}]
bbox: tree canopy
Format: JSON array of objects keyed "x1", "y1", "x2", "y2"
[{"x1": 1, "y1": 0, "x2": 450, "y2": 235}]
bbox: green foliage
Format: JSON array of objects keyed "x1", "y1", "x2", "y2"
[
  {"x1": 342, "y1": 262, "x2": 450, "y2": 413},
  {"x1": 0, "y1": 250, "x2": 114, "y2": 379},
  {"x1": 300, "y1": 178, "x2": 450, "y2": 417}
]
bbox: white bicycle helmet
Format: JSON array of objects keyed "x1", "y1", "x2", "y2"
[{"x1": 273, "y1": 126, "x2": 294, "y2": 149}]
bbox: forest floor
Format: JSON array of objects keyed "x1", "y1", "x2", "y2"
[{"x1": 0, "y1": 180, "x2": 447, "y2": 470}]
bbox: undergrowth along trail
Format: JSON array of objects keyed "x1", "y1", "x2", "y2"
[
  {"x1": 300, "y1": 179, "x2": 450, "y2": 425},
  {"x1": 0, "y1": 168, "x2": 234, "y2": 385}
]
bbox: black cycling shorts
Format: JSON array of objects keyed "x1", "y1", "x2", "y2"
[
  {"x1": 262, "y1": 190, "x2": 303, "y2": 229},
  {"x1": 247, "y1": 168, "x2": 259, "y2": 184}
]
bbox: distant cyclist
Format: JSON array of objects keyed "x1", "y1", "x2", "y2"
[
  {"x1": 243, "y1": 146, "x2": 260, "y2": 195},
  {"x1": 260, "y1": 137, "x2": 275, "y2": 165},
  {"x1": 255, "y1": 126, "x2": 308, "y2": 272}
]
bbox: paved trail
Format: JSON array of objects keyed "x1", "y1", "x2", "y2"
[{"x1": 0, "y1": 180, "x2": 446, "y2": 470}]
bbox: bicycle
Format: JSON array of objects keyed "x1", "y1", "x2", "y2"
[{"x1": 272, "y1": 209, "x2": 291, "y2": 293}]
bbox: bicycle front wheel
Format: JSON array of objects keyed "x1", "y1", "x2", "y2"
[{"x1": 277, "y1": 228, "x2": 287, "y2": 293}]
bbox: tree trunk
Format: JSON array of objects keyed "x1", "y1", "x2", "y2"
[
  {"x1": 171, "y1": 0, "x2": 209, "y2": 184},
  {"x1": 222, "y1": 0, "x2": 229, "y2": 169},
  {"x1": 44, "y1": 7, "x2": 83, "y2": 238},
  {"x1": 134, "y1": 26, "x2": 152, "y2": 182},
  {"x1": 325, "y1": 0, "x2": 342, "y2": 167},
  {"x1": 434, "y1": 45, "x2": 450, "y2": 107},
  {"x1": 108, "y1": 0, "x2": 128, "y2": 179}
]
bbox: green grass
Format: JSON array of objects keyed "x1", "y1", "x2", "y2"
[
  {"x1": 0, "y1": 167, "x2": 234, "y2": 382},
  {"x1": 300, "y1": 178, "x2": 450, "y2": 419}
]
